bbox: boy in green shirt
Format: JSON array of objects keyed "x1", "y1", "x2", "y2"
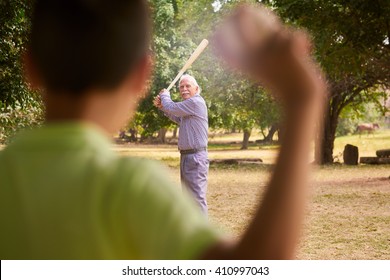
[{"x1": 0, "y1": 1, "x2": 326, "y2": 259}]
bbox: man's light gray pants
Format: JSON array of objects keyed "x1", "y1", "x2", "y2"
[{"x1": 180, "y1": 150, "x2": 209, "y2": 216}]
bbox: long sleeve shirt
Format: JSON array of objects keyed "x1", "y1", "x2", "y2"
[{"x1": 160, "y1": 92, "x2": 208, "y2": 151}]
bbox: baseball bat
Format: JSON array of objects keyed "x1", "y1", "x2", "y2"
[{"x1": 166, "y1": 39, "x2": 209, "y2": 91}]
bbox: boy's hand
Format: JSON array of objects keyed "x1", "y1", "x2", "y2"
[{"x1": 212, "y1": 4, "x2": 326, "y2": 109}]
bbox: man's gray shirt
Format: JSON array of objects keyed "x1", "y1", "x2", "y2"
[{"x1": 160, "y1": 92, "x2": 208, "y2": 151}]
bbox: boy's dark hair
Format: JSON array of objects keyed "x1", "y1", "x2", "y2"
[{"x1": 30, "y1": 0, "x2": 150, "y2": 94}]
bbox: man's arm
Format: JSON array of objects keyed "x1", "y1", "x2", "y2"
[
  {"x1": 159, "y1": 91, "x2": 199, "y2": 117},
  {"x1": 163, "y1": 111, "x2": 181, "y2": 125},
  {"x1": 201, "y1": 6, "x2": 326, "y2": 260},
  {"x1": 153, "y1": 95, "x2": 181, "y2": 124}
]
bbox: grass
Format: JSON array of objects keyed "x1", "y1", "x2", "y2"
[
  {"x1": 301, "y1": 165, "x2": 390, "y2": 259},
  {"x1": 333, "y1": 130, "x2": 390, "y2": 160},
  {"x1": 1, "y1": 129, "x2": 389, "y2": 259},
  {"x1": 113, "y1": 129, "x2": 390, "y2": 259},
  {"x1": 182, "y1": 164, "x2": 389, "y2": 260}
]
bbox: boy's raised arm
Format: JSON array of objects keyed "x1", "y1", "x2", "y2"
[{"x1": 201, "y1": 5, "x2": 327, "y2": 260}]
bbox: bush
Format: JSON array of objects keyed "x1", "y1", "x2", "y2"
[{"x1": 0, "y1": 95, "x2": 44, "y2": 144}]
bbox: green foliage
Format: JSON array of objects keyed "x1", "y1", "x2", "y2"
[
  {"x1": 0, "y1": 94, "x2": 44, "y2": 144},
  {"x1": 337, "y1": 88, "x2": 388, "y2": 136},
  {"x1": 205, "y1": 69, "x2": 280, "y2": 134},
  {"x1": 336, "y1": 111, "x2": 360, "y2": 137},
  {"x1": 129, "y1": 0, "x2": 199, "y2": 138},
  {"x1": 337, "y1": 100, "x2": 385, "y2": 137},
  {"x1": 0, "y1": 0, "x2": 42, "y2": 143},
  {"x1": 0, "y1": 0, "x2": 33, "y2": 105},
  {"x1": 273, "y1": 0, "x2": 390, "y2": 94}
]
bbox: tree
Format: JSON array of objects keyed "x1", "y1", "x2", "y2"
[
  {"x1": 206, "y1": 70, "x2": 280, "y2": 149},
  {"x1": 273, "y1": 0, "x2": 390, "y2": 163},
  {"x1": 127, "y1": 0, "x2": 182, "y2": 142},
  {"x1": 0, "y1": 0, "x2": 33, "y2": 105},
  {"x1": 0, "y1": 0, "x2": 44, "y2": 144}
]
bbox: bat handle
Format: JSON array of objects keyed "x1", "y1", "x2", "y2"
[{"x1": 166, "y1": 83, "x2": 174, "y2": 92}]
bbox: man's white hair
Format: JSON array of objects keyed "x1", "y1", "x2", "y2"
[{"x1": 179, "y1": 74, "x2": 201, "y2": 94}]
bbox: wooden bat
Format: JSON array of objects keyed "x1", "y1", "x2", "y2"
[{"x1": 166, "y1": 39, "x2": 209, "y2": 91}]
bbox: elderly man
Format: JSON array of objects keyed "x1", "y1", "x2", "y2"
[{"x1": 154, "y1": 74, "x2": 209, "y2": 215}]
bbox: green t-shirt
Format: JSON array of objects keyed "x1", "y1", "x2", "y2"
[{"x1": 0, "y1": 123, "x2": 219, "y2": 259}]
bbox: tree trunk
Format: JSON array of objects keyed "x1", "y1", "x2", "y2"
[
  {"x1": 129, "y1": 129, "x2": 137, "y2": 142},
  {"x1": 241, "y1": 129, "x2": 251, "y2": 150},
  {"x1": 315, "y1": 98, "x2": 339, "y2": 164},
  {"x1": 172, "y1": 127, "x2": 178, "y2": 138},
  {"x1": 264, "y1": 123, "x2": 279, "y2": 142},
  {"x1": 277, "y1": 125, "x2": 284, "y2": 143},
  {"x1": 157, "y1": 128, "x2": 167, "y2": 144}
]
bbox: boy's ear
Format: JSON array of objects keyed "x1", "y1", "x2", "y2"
[
  {"x1": 127, "y1": 54, "x2": 153, "y2": 96},
  {"x1": 23, "y1": 50, "x2": 44, "y2": 91}
]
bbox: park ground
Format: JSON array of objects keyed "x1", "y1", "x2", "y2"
[
  {"x1": 114, "y1": 130, "x2": 390, "y2": 259},
  {"x1": 1, "y1": 130, "x2": 388, "y2": 259}
]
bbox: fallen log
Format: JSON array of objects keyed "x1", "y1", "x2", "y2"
[
  {"x1": 378, "y1": 158, "x2": 390, "y2": 164},
  {"x1": 210, "y1": 158, "x2": 263, "y2": 165},
  {"x1": 360, "y1": 157, "x2": 390, "y2": 164},
  {"x1": 376, "y1": 149, "x2": 390, "y2": 158}
]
